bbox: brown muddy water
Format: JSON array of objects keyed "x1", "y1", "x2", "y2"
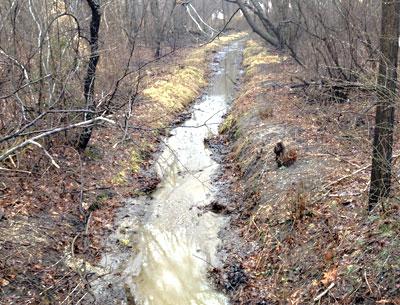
[{"x1": 91, "y1": 42, "x2": 243, "y2": 305}]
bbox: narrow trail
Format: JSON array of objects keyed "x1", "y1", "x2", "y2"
[{"x1": 93, "y1": 42, "x2": 243, "y2": 305}]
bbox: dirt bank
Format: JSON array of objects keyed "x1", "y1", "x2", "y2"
[
  {"x1": 0, "y1": 33, "x2": 243, "y2": 304},
  {"x1": 214, "y1": 39, "x2": 400, "y2": 305}
]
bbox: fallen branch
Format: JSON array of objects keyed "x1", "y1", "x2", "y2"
[
  {"x1": 311, "y1": 153, "x2": 400, "y2": 206},
  {"x1": 199, "y1": 8, "x2": 241, "y2": 47},
  {"x1": 0, "y1": 116, "x2": 115, "y2": 162},
  {"x1": 186, "y1": 4, "x2": 208, "y2": 36},
  {"x1": 322, "y1": 163, "x2": 371, "y2": 190},
  {"x1": 322, "y1": 153, "x2": 400, "y2": 191},
  {"x1": 188, "y1": 3, "x2": 216, "y2": 34},
  {"x1": 310, "y1": 164, "x2": 371, "y2": 205}
]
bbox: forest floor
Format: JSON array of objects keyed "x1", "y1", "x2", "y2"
[
  {"x1": 212, "y1": 39, "x2": 400, "y2": 304},
  {"x1": 0, "y1": 33, "x2": 243, "y2": 304}
]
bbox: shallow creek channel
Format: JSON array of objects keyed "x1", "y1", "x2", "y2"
[{"x1": 93, "y1": 41, "x2": 243, "y2": 305}]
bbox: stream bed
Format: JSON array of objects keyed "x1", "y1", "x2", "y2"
[{"x1": 93, "y1": 41, "x2": 243, "y2": 305}]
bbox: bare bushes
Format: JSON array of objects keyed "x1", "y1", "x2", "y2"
[{"x1": 229, "y1": 0, "x2": 381, "y2": 103}]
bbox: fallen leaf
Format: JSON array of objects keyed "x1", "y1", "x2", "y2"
[
  {"x1": 0, "y1": 278, "x2": 10, "y2": 287},
  {"x1": 321, "y1": 268, "x2": 337, "y2": 286},
  {"x1": 324, "y1": 250, "x2": 335, "y2": 262}
]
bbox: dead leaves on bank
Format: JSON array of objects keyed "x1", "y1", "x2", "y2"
[{"x1": 220, "y1": 39, "x2": 400, "y2": 304}]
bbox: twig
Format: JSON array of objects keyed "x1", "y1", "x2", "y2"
[
  {"x1": 75, "y1": 292, "x2": 89, "y2": 305},
  {"x1": 199, "y1": 8, "x2": 241, "y2": 47},
  {"x1": 0, "y1": 116, "x2": 115, "y2": 162},
  {"x1": 59, "y1": 280, "x2": 82, "y2": 305},
  {"x1": 85, "y1": 212, "x2": 92, "y2": 235},
  {"x1": 71, "y1": 233, "x2": 80, "y2": 259},
  {"x1": 314, "y1": 282, "x2": 335, "y2": 302},
  {"x1": 323, "y1": 164, "x2": 371, "y2": 190},
  {"x1": 364, "y1": 270, "x2": 373, "y2": 295},
  {"x1": 28, "y1": 140, "x2": 60, "y2": 169},
  {"x1": 39, "y1": 269, "x2": 74, "y2": 296},
  {"x1": 0, "y1": 167, "x2": 31, "y2": 174},
  {"x1": 192, "y1": 254, "x2": 216, "y2": 269}
]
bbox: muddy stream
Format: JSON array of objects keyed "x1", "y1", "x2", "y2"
[{"x1": 93, "y1": 42, "x2": 242, "y2": 305}]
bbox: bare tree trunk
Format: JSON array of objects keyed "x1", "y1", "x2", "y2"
[
  {"x1": 234, "y1": 0, "x2": 280, "y2": 48},
  {"x1": 369, "y1": 0, "x2": 400, "y2": 209},
  {"x1": 77, "y1": 0, "x2": 101, "y2": 152},
  {"x1": 150, "y1": 0, "x2": 162, "y2": 57},
  {"x1": 150, "y1": 0, "x2": 176, "y2": 58}
]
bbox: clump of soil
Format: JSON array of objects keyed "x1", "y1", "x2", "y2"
[{"x1": 204, "y1": 200, "x2": 233, "y2": 215}]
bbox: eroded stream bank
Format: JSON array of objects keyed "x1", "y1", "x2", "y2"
[{"x1": 92, "y1": 41, "x2": 243, "y2": 305}]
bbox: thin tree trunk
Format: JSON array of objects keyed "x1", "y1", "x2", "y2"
[
  {"x1": 77, "y1": 0, "x2": 101, "y2": 152},
  {"x1": 235, "y1": 0, "x2": 280, "y2": 48},
  {"x1": 369, "y1": 0, "x2": 400, "y2": 209},
  {"x1": 150, "y1": 0, "x2": 162, "y2": 58}
]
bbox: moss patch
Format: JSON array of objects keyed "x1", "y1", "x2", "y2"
[
  {"x1": 219, "y1": 113, "x2": 236, "y2": 134},
  {"x1": 129, "y1": 149, "x2": 143, "y2": 173},
  {"x1": 142, "y1": 67, "x2": 205, "y2": 112},
  {"x1": 111, "y1": 169, "x2": 128, "y2": 186}
]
